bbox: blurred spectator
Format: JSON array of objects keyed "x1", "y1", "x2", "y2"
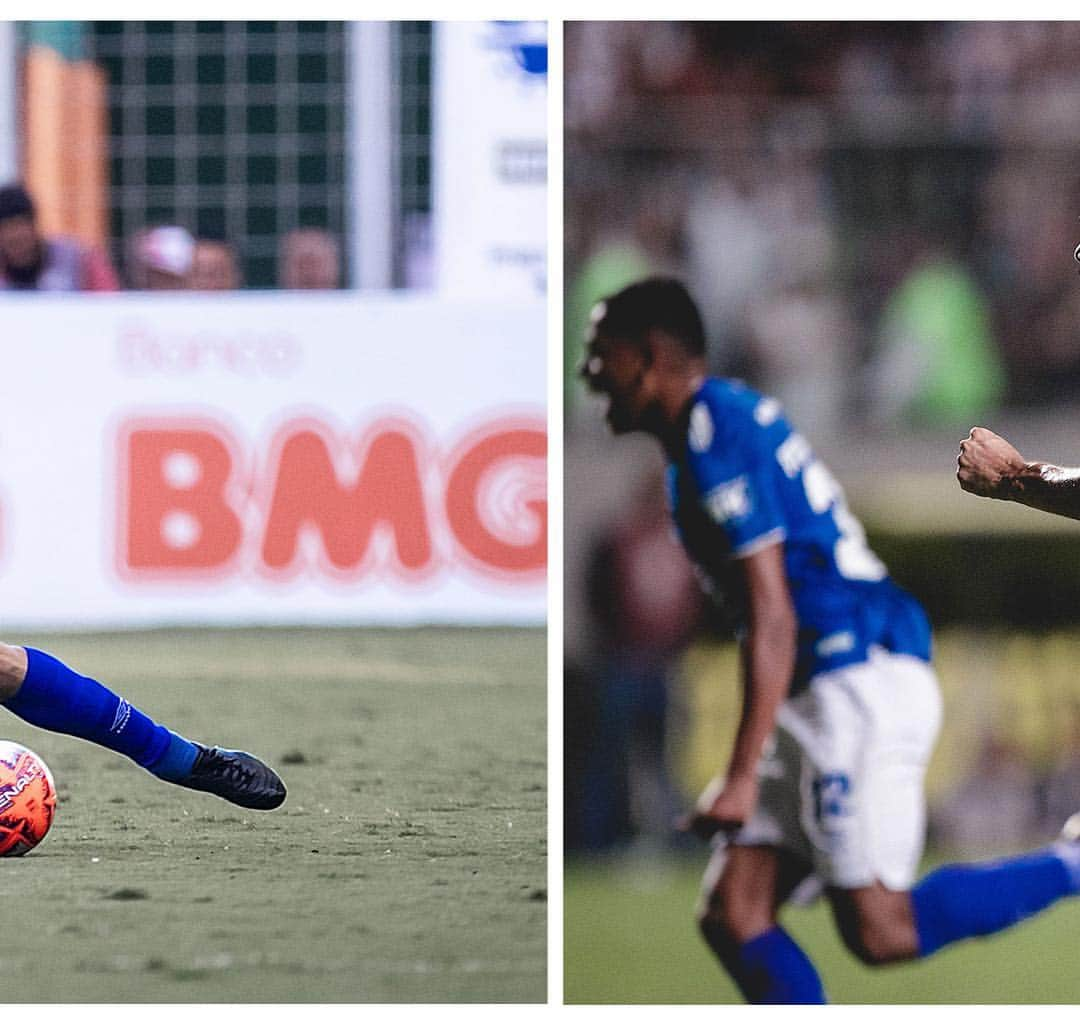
[
  {"x1": 932, "y1": 733, "x2": 1039, "y2": 854},
  {"x1": 865, "y1": 248, "x2": 1004, "y2": 428},
  {"x1": 279, "y1": 228, "x2": 340, "y2": 290},
  {"x1": 190, "y1": 237, "x2": 241, "y2": 291},
  {"x1": 1042, "y1": 704, "x2": 1080, "y2": 836},
  {"x1": 979, "y1": 154, "x2": 1080, "y2": 403},
  {"x1": 0, "y1": 183, "x2": 118, "y2": 292},
  {"x1": 684, "y1": 167, "x2": 774, "y2": 360},
  {"x1": 744, "y1": 277, "x2": 856, "y2": 439},
  {"x1": 566, "y1": 22, "x2": 1080, "y2": 422},
  {"x1": 573, "y1": 471, "x2": 704, "y2": 850},
  {"x1": 128, "y1": 225, "x2": 195, "y2": 290},
  {"x1": 564, "y1": 22, "x2": 1080, "y2": 865}
]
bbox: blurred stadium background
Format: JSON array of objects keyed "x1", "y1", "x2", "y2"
[
  {"x1": 564, "y1": 21, "x2": 1080, "y2": 1003},
  {"x1": 0, "y1": 20, "x2": 546, "y2": 1002}
]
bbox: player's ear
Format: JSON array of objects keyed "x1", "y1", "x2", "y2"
[{"x1": 642, "y1": 328, "x2": 664, "y2": 367}]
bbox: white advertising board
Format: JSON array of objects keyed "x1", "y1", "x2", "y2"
[
  {"x1": 433, "y1": 20, "x2": 547, "y2": 299},
  {"x1": 0, "y1": 293, "x2": 546, "y2": 628}
]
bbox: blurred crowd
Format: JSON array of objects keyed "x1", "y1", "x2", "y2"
[
  {"x1": 0, "y1": 182, "x2": 343, "y2": 293},
  {"x1": 565, "y1": 21, "x2": 1080, "y2": 858},
  {"x1": 930, "y1": 714, "x2": 1080, "y2": 855},
  {"x1": 566, "y1": 21, "x2": 1080, "y2": 431},
  {"x1": 566, "y1": 470, "x2": 705, "y2": 852}
]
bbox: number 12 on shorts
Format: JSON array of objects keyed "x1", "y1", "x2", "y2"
[{"x1": 812, "y1": 772, "x2": 853, "y2": 828}]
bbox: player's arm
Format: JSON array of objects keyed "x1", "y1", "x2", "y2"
[
  {"x1": 683, "y1": 540, "x2": 796, "y2": 840},
  {"x1": 958, "y1": 426, "x2": 1080, "y2": 520}
]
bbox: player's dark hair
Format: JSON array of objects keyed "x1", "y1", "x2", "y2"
[{"x1": 592, "y1": 277, "x2": 707, "y2": 357}]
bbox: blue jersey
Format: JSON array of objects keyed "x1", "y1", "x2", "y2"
[{"x1": 668, "y1": 378, "x2": 931, "y2": 694}]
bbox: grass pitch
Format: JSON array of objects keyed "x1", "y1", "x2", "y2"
[
  {"x1": 565, "y1": 855, "x2": 1080, "y2": 1004},
  {"x1": 2, "y1": 627, "x2": 546, "y2": 1003}
]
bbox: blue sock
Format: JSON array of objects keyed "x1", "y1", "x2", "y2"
[
  {"x1": 731, "y1": 926, "x2": 826, "y2": 1004},
  {"x1": 912, "y1": 849, "x2": 1076, "y2": 957},
  {"x1": 2, "y1": 648, "x2": 199, "y2": 781}
]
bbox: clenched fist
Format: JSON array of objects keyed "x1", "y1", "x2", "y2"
[{"x1": 957, "y1": 427, "x2": 1027, "y2": 500}]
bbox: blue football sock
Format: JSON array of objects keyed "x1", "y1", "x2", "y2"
[
  {"x1": 2, "y1": 647, "x2": 198, "y2": 781},
  {"x1": 731, "y1": 926, "x2": 827, "y2": 1004},
  {"x1": 912, "y1": 849, "x2": 1075, "y2": 957}
]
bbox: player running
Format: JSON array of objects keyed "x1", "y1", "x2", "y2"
[
  {"x1": 0, "y1": 642, "x2": 285, "y2": 810},
  {"x1": 581, "y1": 277, "x2": 1080, "y2": 1004}
]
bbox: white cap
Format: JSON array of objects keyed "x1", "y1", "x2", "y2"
[{"x1": 138, "y1": 226, "x2": 195, "y2": 277}]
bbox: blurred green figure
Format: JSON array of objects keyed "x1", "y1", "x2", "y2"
[{"x1": 870, "y1": 254, "x2": 1004, "y2": 428}]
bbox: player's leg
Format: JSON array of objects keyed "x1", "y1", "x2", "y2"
[
  {"x1": 697, "y1": 716, "x2": 827, "y2": 1004},
  {"x1": 828, "y1": 882, "x2": 920, "y2": 963},
  {"x1": 0, "y1": 642, "x2": 193, "y2": 775},
  {"x1": 0, "y1": 642, "x2": 26, "y2": 697},
  {"x1": 796, "y1": 648, "x2": 938, "y2": 966},
  {"x1": 0, "y1": 642, "x2": 285, "y2": 809},
  {"x1": 911, "y1": 841, "x2": 1080, "y2": 957},
  {"x1": 829, "y1": 842, "x2": 1080, "y2": 964},
  {"x1": 822, "y1": 648, "x2": 1080, "y2": 962},
  {"x1": 698, "y1": 843, "x2": 825, "y2": 1003}
]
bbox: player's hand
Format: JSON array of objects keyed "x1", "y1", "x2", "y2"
[
  {"x1": 677, "y1": 773, "x2": 759, "y2": 842},
  {"x1": 957, "y1": 426, "x2": 1026, "y2": 499}
]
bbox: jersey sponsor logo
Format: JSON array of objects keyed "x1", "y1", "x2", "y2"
[
  {"x1": 815, "y1": 631, "x2": 856, "y2": 657},
  {"x1": 688, "y1": 401, "x2": 714, "y2": 453},
  {"x1": 754, "y1": 396, "x2": 782, "y2": 426},
  {"x1": 702, "y1": 476, "x2": 751, "y2": 524}
]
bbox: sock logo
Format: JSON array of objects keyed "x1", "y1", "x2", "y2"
[{"x1": 110, "y1": 699, "x2": 132, "y2": 734}]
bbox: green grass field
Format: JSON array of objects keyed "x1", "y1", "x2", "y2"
[
  {"x1": 565, "y1": 854, "x2": 1080, "y2": 1003},
  {"x1": 1, "y1": 627, "x2": 546, "y2": 1003}
]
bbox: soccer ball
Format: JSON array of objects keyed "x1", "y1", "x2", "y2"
[{"x1": 0, "y1": 741, "x2": 57, "y2": 857}]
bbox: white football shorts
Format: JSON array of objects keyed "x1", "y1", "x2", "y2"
[{"x1": 704, "y1": 646, "x2": 943, "y2": 897}]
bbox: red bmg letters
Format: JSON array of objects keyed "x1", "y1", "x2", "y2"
[{"x1": 117, "y1": 413, "x2": 547, "y2": 583}]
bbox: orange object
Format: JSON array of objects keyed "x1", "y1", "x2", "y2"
[{"x1": 0, "y1": 741, "x2": 57, "y2": 857}]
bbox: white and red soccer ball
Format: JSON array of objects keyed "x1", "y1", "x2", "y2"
[{"x1": 0, "y1": 741, "x2": 57, "y2": 857}]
